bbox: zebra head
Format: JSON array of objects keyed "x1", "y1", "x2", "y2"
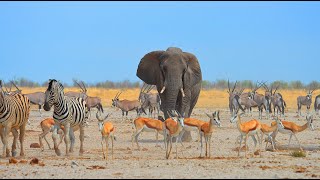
[{"x1": 44, "y1": 79, "x2": 64, "y2": 111}]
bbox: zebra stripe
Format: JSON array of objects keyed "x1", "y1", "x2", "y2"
[
  {"x1": 44, "y1": 79, "x2": 88, "y2": 126},
  {"x1": 0, "y1": 93, "x2": 30, "y2": 127}
]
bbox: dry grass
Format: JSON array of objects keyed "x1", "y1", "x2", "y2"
[
  {"x1": 19, "y1": 87, "x2": 320, "y2": 110},
  {"x1": 290, "y1": 150, "x2": 307, "y2": 158}
]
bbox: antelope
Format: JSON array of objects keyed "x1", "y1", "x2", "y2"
[
  {"x1": 65, "y1": 80, "x2": 88, "y2": 100},
  {"x1": 249, "y1": 81, "x2": 270, "y2": 119},
  {"x1": 131, "y1": 116, "x2": 165, "y2": 150},
  {"x1": 96, "y1": 112, "x2": 115, "y2": 160},
  {"x1": 260, "y1": 116, "x2": 284, "y2": 151},
  {"x1": 39, "y1": 118, "x2": 64, "y2": 151},
  {"x1": 297, "y1": 88, "x2": 315, "y2": 117},
  {"x1": 181, "y1": 117, "x2": 207, "y2": 142},
  {"x1": 163, "y1": 110, "x2": 185, "y2": 159},
  {"x1": 227, "y1": 80, "x2": 239, "y2": 117},
  {"x1": 199, "y1": 111, "x2": 221, "y2": 158},
  {"x1": 271, "y1": 115, "x2": 315, "y2": 151},
  {"x1": 264, "y1": 84, "x2": 286, "y2": 118},
  {"x1": 139, "y1": 83, "x2": 161, "y2": 118},
  {"x1": 314, "y1": 94, "x2": 320, "y2": 116},
  {"x1": 111, "y1": 92, "x2": 142, "y2": 121},
  {"x1": 230, "y1": 110, "x2": 262, "y2": 157}
]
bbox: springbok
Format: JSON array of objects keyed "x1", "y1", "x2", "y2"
[
  {"x1": 230, "y1": 111, "x2": 262, "y2": 158},
  {"x1": 297, "y1": 88, "x2": 315, "y2": 117},
  {"x1": 111, "y1": 92, "x2": 142, "y2": 121},
  {"x1": 131, "y1": 116, "x2": 165, "y2": 150},
  {"x1": 199, "y1": 111, "x2": 221, "y2": 158},
  {"x1": 96, "y1": 112, "x2": 115, "y2": 160},
  {"x1": 260, "y1": 116, "x2": 284, "y2": 151},
  {"x1": 271, "y1": 115, "x2": 315, "y2": 151},
  {"x1": 39, "y1": 118, "x2": 64, "y2": 151},
  {"x1": 163, "y1": 110, "x2": 185, "y2": 159}
]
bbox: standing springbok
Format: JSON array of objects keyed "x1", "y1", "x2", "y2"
[
  {"x1": 199, "y1": 111, "x2": 221, "y2": 158},
  {"x1": 297, "y1": 89, "x2": 315, "y2": 117},
  {"x1": 112, "y1": 92, "x2": 142, "y2": 121},
  {"x1": 131, "y1": 116, "x2": 165, "y2": 150},
  {"x1": 164, "y1": 110, "x2": 185, "y2": 159},
  {"x1": 96, "y1": 112, "x2": 115, "y2": 160},
  {"x1": 260, "y1": 117, "x2": 284, "y2": 151},
  {"x1": 230, "y1": 110, "x2": 262, "y2": 158},
  {"x1": 39, "y1": 118, "x2": 64, "y2": 151},
  {"x1": 139, "y1": 83, "x2": 161, "y2": 118},
  {"x1": 0, "y1": 80, "x2": 30, "y2": 157},
  {"x1": 271, "y1": 115, "x2": 315, "y2": 151},
  {"x1": 314, "y1": 94, "x2": 320, "y2": 116}
]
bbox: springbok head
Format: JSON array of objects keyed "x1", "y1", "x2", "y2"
[{"x1": 167, "y1": 110, "x2": 185, "y2": 128}]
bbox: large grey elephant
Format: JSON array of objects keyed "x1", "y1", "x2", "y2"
[{"x1": 136, "y1": 47, "x2": 202, "y2": 141}]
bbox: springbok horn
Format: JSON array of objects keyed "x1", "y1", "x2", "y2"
[
  {"x1": 160, "y1": 86, "x2": 166, "y2": 94},
  {"x1": 96, "y1": 112, "x2": 110, "y2": 121},
  {"x1": 180, "y1": 88, "x2": 185, "y2": 97},
  {"x1": 205, "y1": 113, "x2": 211, "y2": 118}
]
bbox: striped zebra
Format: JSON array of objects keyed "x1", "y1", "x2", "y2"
[
  {"x1": 43, "y1": 79, "x2": 89, "y2": 156},
  {"x1": 0, "y1": 82, "x2": 30, "y2": 158}
]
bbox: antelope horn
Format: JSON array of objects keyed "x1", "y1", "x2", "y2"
[
  {"x1": 116, "y1": 92, "x2": 122, "y2": 99},
  {"x1": 232, "y1": 81, "x2": 238, "y2": 93},
  {"x1": 74, "y1": 80, "x2": 84, "y2": 92},
  {"x1": 81, "y1": 81, "x2": 87, "y2": 93},
  {"x1": 227, "y1": 79, "x2": 231, "y2": 93},
  {"x1": 11, "y1": 81, "x2": 21, "y2": 92},
  {"x1": 205, "y1": 113, "x2": 211, "y2": 118},
  {"x1": 180, "y1": 88, "x2": 185, "y2": 97},
  {"x1": 96, "y1": 112, "x2": 109, "y2": 121},
  {"x1": 160, "y1": 86, "x2": 166, "y2": 94}
]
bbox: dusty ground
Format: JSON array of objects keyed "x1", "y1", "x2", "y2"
[{"x1": 0, "y1": 106, "x2": 320, "y2": 179}]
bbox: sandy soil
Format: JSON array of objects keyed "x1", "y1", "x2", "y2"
[{"x1": 0, "y1": 107, "x2": 320, "y2": 179}]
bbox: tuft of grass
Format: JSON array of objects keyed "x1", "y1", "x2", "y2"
[{"x1": 290, "y1": 150, "x2": 306, "y2": 157}]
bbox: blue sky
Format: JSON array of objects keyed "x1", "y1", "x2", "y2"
[{"x1": 1, "y1": 2, "x2": 320, "y2": 85}]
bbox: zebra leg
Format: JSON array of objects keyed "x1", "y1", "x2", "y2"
[
  {"x1": 2, "y1": 126, "x2": 10, "y2": 157},
  {"x1": 39, "y1": 104, "x2": 42, "y2": 117},
  {"x1": 18, "y1": 124, "x2": 27, "y2": 157},
  {"x1": 11, "y1": 128, "x2": 19, "y2": 157},
  {"x1": 63, "y1": 123, "x2": 71, "y2": 156},
  {"x1": 79, "y1": 125, "x2": 85, "y2": 155},
  {"x1": 52, "y1": 125, "x2": 62, "y2": 156},
  {"x1": 69, "y1": 127, "x2": 75, "y2": 153}
]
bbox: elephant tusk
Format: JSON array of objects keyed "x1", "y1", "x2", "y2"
[
  {"x1": 180, "y1": 88, "x2": 185, "y2": 97},
  {"x1": 160, "y1": 86, "x2": 166, "y2": 94}
]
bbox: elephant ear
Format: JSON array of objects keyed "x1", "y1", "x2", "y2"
[
  {"x1": 183, "y1": 52, "x2": 202, "y2": 87},
  {"x1": 136, "y1": 51, "x2": 164, "y2": 85}
]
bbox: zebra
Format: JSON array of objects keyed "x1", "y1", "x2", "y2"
[
  {"x1": 43, "y1": 79, "x2": 89, "y2": 156},
  {"x1": 0, "y1": 81, "x2": 30, "y2": 157}
]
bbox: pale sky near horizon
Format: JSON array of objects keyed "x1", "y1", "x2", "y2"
[{"x1": 1, "y1": 1, "x2": 320, "y2": 85}]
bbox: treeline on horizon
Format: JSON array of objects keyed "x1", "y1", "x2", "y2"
[{"x1": 2, "y1": 78, "x2": 320, "y2": 90}]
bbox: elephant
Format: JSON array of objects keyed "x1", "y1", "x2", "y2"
[{"x1": 136, "y1": 47, "x2": 202, "y2": 142}]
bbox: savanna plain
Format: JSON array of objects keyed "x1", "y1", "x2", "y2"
[{"x1": 1, "y1": 88, "x2": 320, "y2": 179}]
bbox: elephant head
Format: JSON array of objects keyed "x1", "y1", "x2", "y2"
[{"x1": 136, "y1": 47, "x2": 202, "y2": 118}]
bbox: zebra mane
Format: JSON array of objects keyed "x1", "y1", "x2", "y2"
[{"x1": 48, "y1": 79, "x2": 64, "y2": 91}]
